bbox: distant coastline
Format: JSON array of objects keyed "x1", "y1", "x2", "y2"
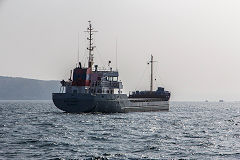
[{"x1": 0, "y1": 76, "x2": 60, "y2": 100}]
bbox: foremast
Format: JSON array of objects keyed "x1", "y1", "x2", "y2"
[
  {"x1": 149, "y1": 55, "x2": 156, "y2": 92},
  {"x1": 150, "y1": 55, "x2": 153, "y2": 91}
]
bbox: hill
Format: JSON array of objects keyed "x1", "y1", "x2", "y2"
[{"x1": 0, "y1": 76, "x2": 60, "y2": 100}]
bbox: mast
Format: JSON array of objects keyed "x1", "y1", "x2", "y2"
[
  {"x1": 150, "y1": 55, "x2": 153, "y2": 91},
  {"x1": 85, "y1": 21, "x2": 97, "y2": 68}
]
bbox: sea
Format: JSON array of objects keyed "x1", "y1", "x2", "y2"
[{"x1": 0, "y1": 101, "x2": 240, "y2": 160}]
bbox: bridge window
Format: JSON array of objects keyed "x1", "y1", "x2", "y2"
[{"x1": 113, "y1": 77, "x2": 118, "y2": 81}]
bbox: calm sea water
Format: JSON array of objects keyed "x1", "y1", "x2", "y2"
[{"x1": 0, "y1": 101, "x2": 240, "y2": 159}]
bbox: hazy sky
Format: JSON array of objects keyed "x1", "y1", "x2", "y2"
[{"x1": 1, "y1": 0, "x2": 240, "y2": 101}]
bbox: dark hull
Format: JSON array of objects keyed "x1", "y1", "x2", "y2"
[{"x1": 52, "y1": 93, "x2": 169, "y2": 113}]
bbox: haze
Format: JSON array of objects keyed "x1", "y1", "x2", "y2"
[{"x1": 1, "y1": 0, "x2": 240, "y2": 101}]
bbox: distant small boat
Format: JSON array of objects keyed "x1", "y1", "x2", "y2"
[
  {"x1": 219, "y1": 100, "x2": 224, "y2": 102},
  {"x1": 205, "y1": 100, "x2": 208, "y2": 102}
]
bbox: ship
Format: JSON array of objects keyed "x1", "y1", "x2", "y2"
[{"x1": 52, "y1": 21, "x2": 170, "y2": 113}]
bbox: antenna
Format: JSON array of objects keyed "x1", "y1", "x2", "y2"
[
  {"x1": 84, "y1": 21, "x2": 97, "y2": 69},
  {"x1": 77, "y1": 32, "x2": 80, "y2": 63},
  {"x1": 115, "y1": 38, "x2": 118, "y2": 71}
]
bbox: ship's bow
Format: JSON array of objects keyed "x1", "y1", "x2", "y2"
[{"x1": 52, "y1": 93, "x2": 95, "y2": 113}]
